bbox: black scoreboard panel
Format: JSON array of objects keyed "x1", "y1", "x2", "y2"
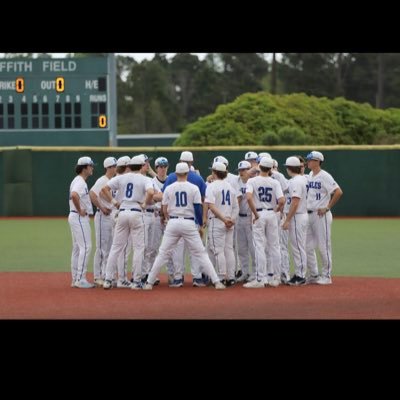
[{"x1": 0, "y1": 57, "x2": 112, "y2": 146}]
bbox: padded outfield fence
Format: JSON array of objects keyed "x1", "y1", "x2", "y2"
[{"x1": 0, "y1": 145, "x2": 399, "y2": 216}]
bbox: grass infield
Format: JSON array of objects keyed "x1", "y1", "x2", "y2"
[{"x1": 0, "y1": 218, "x2": 399, "y2": 277}]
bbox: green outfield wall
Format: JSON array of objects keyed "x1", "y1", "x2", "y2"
[{"x1": 1, "y1": 145, "x2": 399, "y2": 216}]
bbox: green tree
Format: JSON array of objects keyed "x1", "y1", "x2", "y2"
[{"x1": 216, "y1": 53, "x2": 269, "y2": 103}]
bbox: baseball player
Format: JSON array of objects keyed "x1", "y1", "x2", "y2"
[
  {"x1": 101, "y1": 155, "x2": 155, "y2": 290},
  {"x1": 204, "y1": 161, "x2": 239, "y2": 286},
  {"x1": 68, "y1": 156, "x2": 95, "y2": 288},
  {"x1": 282, "y1": 156, "x2": 309, "y2": 285},
  {"x1": 235, "y1": 160, "x2": 256, "y2": 282},
  {"x1": 271, "y1": 158, "x2": 290, "y2": 283},
  {"x1": 89, "y1": 156, "x2": 117, "y2": 287},
  {"x1": 142, "y1": 156, "x2": 175, "y2": 284},
  {"x1": 206, "y1": 155, "x2": 241, "y2": 278},
  {"x1": 162, "y1": 151, "x2": 208, "y2": 286},
  {"x1": 112, "y1": 156, "x2": 133, "y2": 287},
  {"x1": 243, "y1": 157, "x2": 285, "y2": 288},
  {"x1": 138, "y1": 153, "x2": 157, "y2": 178},
  {"x1": 143, "y1": 162, "x2": 225, "y2": 290},
  {"x1": 305, "y1": 151, "x2": 343, "y2": 285},
  {"x1": 245, "y1": 151, "x2": 260, "y2": 178}
]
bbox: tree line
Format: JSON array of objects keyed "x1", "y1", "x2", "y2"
[{"x1": 116, "y1": 53, "x2": 400, "y2": 135}]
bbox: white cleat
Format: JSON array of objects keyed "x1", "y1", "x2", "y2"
[
  {"x1": 142, "y1": 282, "x2": 153, "y2": 291},
  {"x1": 316, "y1": 276, "x2": 332, "y2": 285},
  {"x1": 268, "y1": 279, "x2": 280, "y2": 288},
  {"x1": 74, "y1": 279, "x2": 95, "y2": 289},
  {"x1": 214, "y1": 281, "x2": 226, "y2": 290},
  {"x1": 103, "y1": 280, "x2": 112, "y2": 290},
  {"x1": 117, "y1": 279, "x2": 132, "y2": 288},
  {"x1": 306, "y1": 275, "x2": 320, "y2": 284},
  {"x1": 94, "y1": 278, "x2": 105, "y2": 287},
  {"x1": 243, "y1": 280, "x2": 265, "y2": 288}
]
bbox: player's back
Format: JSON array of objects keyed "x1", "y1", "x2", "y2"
[
  {"x1": 247, "y1": 175, "x2": 283, "y2": 210},
  {"x1": 163, "y1": 181, "x2": 201, "y2": 218},
  {"x1": 107, "y1": 172, "x2": 153, "y2": 208},
  {"x1": 205, "y1": 179, "x2": 237, "y2": 218}
]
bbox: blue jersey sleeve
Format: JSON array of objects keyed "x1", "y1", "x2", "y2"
[{"x1": 193, "y1": 203, "x2": 203, "y2": 226}]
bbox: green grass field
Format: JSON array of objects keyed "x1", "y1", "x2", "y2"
[{"x1": 0, "y1": 218, "x2": 399, "y2": 277}]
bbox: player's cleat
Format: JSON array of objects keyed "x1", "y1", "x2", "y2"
[
  {"x1": 94, "y1": 278, "x2": 105, "y2": 287},
  {"x1": 103, "y1": 279, "x2": 112, "y2": 289},
  {"x1": 288, "y1": 275, "x2": 306, "y2": 286},
  {"x1": 268, "y1": 278, "x2": 280, "y2": 287},
  {"x1": 117, "y1": 279, "x2": 132, "y2": 288},
  {"x1": 280, "y1": 273, "x2": 290, "y2": 285},
  {"x1": 142, "y1": 282, "x2": 153, "y2": 291},
  {"x1": 316, "y1": 276, "x2": 332, "y2": 285},
  {"x1": 214, "y1": 281, "x2": 226, "y2": 290},
  {"x1": 306, "y1": 275, "x2": 320, "y2": 284},
  {"x1": 141, "y1": 274, "x2": 148, "y2": 284},
  {"x1": 226, "y1": 279, "x2": 236, "y2": 287},
  {"x1": 154, "y1": 278, "x2": 160, "y2": 286},
  {"x1": 169, "y1": 279, "x2": 183, "y2": 288},
  {"x1": 201, "y1": 273, "x2": 211, "y2": 286},
  {"x1": 75, "y1": 279, "x2": 95, "y2": 289},
  {"x1": 243, "y1": 280, "x2": 265, "y2": 288},
  {"x1": 131, "y1": 281, "x2": 143, "y2": 290},
  {"x1": 193, "y1": 278, "x2": 206, "y2": 287},
  {"x1": 235, "y1": 270, "x2": 243, "y2": 279}
]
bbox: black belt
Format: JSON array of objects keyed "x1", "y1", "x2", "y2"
[
  {"x1": 239, "y1": 213, "x2": 249, "y2": 217},
  {"x1": 70, "y1": 210, "x2": 77, "y2": 213},
  {"x1": 307, "y1": 210, "x2": 313, "y2": 214},
  {"x1": 146, "y1": 209, "x2": 154, "y2": 213},
  {"x1": 170, "y1": 216, "x2": 195, "y2": 220},
  {"x1": 119, "y1": 208, "x2": 142, "y2": 212},
  {"x1": 256, "y1": 208, "x2": 273, "y2": 211}
]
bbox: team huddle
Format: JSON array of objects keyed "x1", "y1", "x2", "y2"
[{"x1": 68, "y1": 150, "x2": 343, "y2": 290}]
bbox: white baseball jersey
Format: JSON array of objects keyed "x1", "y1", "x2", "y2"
[
  {"x1": 151, "y1": 176, "x2": 165, "y2": 211},
  {"x1": 307, "y1": 170, "x2": 340, "y2": 210},
  {"x1": 69, "y1": 175, "x2": 93, "y2": 215},
  {"x1": 90, "y1": 175, "x2": 114, "y2": 210},
  {"x1": 205, "y1": 180, "x2": 239, "y2": 220},
  {"x1": 238, "y1": 178, "x2": 251, "y2": 215},
  {"x1": 271, "y1": 170, "x2": 290, "y2": 214},
  {"x1": 162, "y1": 181, "x2": 201, "y2": 218},
  {"x1": 287, "y1": 175, "x2": 308, "y2": 214},
  {"x1": 246, "y1": 176, "x2": 284, "y2": 210},
  {"x1": 226, "y1": 172, "x2": 240, "y2": 193},
  {"x1": 107, "y1": 172, "x2": 154, "y2": 208}
]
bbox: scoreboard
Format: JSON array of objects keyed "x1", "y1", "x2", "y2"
[{"x1": 0, "y1": 55, "x2": 116, "y2": 146}]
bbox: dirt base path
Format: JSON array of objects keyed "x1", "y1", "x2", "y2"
[{"x1": 1, "y1": 273, "x2": 399, "y2": 319}]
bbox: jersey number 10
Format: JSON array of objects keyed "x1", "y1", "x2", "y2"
[{"x1": 175, "y1": 191, "x2": 188, "y2": 207}]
